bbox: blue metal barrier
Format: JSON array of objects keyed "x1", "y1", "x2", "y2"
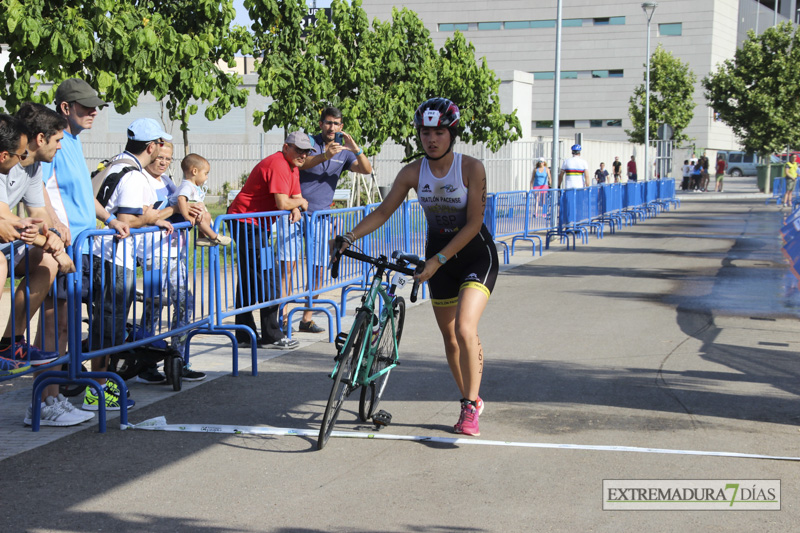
[
  {"x1": 67, "y1": 223, "x2": 221, "y2": 431},
  {"x1": 768, "y1": 178, "x2": 786, "y2": 205},
  {"x1": 494, "y1": 191, "x2": 543, "y2": 257}
]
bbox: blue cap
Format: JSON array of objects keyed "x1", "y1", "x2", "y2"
[
  {"x1": 127, "y1": 118, "x2": 173, "y2": 142},
  {"x1": 571, "y1": 144, "x2": 582, "y2": 152}
]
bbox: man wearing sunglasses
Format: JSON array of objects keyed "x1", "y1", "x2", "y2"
[
  {"x1": 227, "y1": 131, "x2": 312, "y2": 350},
  {"x1": 83, "y1": 117, "x2": 174, "y2": 411},
  {"x1": 0, "y1": 112, "x2": 65, "y2": 381}
]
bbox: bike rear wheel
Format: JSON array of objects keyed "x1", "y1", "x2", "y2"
[
  {"x1": 318, "y1": 311, "x2": 370, "y2": 450},
  {"x1": 359, "y1": 297, "x2": 405, "y2": 422}
]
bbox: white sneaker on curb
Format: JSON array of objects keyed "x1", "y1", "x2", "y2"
[
  {"x1": 24, "y1": 396, "x2": 86, "y2": 427},
  {"x1": 57, "y1": 393, "x2": 94, "y2": 422}
]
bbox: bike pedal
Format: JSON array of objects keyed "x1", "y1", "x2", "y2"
[
  {"x1": 334, "y1": 332, "x2": 348, "y2": 352},
  {"x1": 372, "y1": 410, "x2": 392, "y2": 428}
]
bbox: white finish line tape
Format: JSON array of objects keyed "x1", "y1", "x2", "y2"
[{"x1": 125, "y1": 417, "x2": 800, "y2": 462}]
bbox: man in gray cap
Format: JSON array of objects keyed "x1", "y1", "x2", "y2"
[{"x1": 226, "y1": 131, "x2": 311, "y2": 350}]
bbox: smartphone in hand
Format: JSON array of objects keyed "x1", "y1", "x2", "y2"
[{"x1": 334, "y1": 132, "x2": 343, "y2": 145}]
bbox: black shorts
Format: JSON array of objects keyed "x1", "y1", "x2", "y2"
[{"x1": 425, "y1": 225, "x2": 499, "y2": 307}]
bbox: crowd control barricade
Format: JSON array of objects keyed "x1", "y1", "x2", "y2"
[
  {"x1": 481, "y1": 194, "x2": 509, "y2": 263},
  {"x1": 299, "y1": 207, "x2": 368, "y2": 339},
  {"x1": 211, "y1": 211, "x2": 311, "y2": 374},
  {"x1": 623, "y1": 182, "x2": 648, "y2": 221},
  {"x1": 643, "y1": 180, "x2": 662, "y2": 218},
  {"x1": 0, "y1": 241, "x2": 78, "y2": 431},
  {"x1": 493, "y1": 191, "x2": 542, "y2": 258},
  {"x1": 584, "y1": 185, "x2": 606, "y2": 238},
  {"x1": 597, "y1": 183, "x2": 628, "y2": 232},
  {"x1": 767, "y1": 178, "x2": 786, "y2": 205},
  {"x1": 66, "y1": 223, "x2": 220, "y2": 431},
  {"x1": 656, "y1": 178, "x2": 680, "y2": 210}
]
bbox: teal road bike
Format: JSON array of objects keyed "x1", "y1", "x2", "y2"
[{"x1": 317, "y1": 239, "x2": 424, "y2": 450}]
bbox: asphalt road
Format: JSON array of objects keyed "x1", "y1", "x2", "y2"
[{"x1": 2, "y1": 198, "x2": 800, "y2": 532}]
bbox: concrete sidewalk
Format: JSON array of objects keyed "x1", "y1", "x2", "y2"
[{"x1": 2, "y1": 192, "x2": 800, "y2": 532}]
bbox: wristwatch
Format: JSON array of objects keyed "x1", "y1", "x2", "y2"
[{"x1": 436, "y1": 253, "x2": 447, "y2": 265}]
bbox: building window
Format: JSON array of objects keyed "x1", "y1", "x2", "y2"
[
  {"x1": 530, "y1": 20, "x2": 556, "y2": 28},
  {"x1": 562, "y1": 19, "x2": 583, "y2": 27},
  {"x1": 606, "y1": 119, "x2": 622, "y2": 127},
  {"x1": 609, "y1": 69, "x2": 624, "y2": 78},
  {"x1": 590, "y1": 120, "x2": 604, "y2": 127},
  {"x1": 592, "y1": 70, "x2": 609, "y2": 78},
  {"x1": 593, "y1": 17, "x2": 610, "y2": 25},
  {"x1": 659, "y1": 23, "x2": 682, "y2": 36},
  {"x1": 535, "y1": 121, "x2": 554, "y2": 129},
  {"x1": 533, "y1": 71, "x2": 555, "y2": 80},
  {"x1": 609, "y1": 16, "x2": 626, "y2": 25},
  {"x1": 438, "y1": 23, "x2": 468, "y2": 31},
  {"x1": 560, "y1": 120, "x2": 575, "y2": 128},
  {"x1": 505, "y1": 21, "x2": 530, "y2": 30},
  {"x1": 561, "y1": 71, "x2": 578, "y2": 79},
  {"x1": 478, "y1": 22, "x2": 502, "y2": 30}
]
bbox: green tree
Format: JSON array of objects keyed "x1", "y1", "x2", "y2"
[
  {"x1": 626, "y1": 44, "x2": 696, "y2": 145},
  {"x1": 703, "y1": 22, "x2": 800, "y2": 155},
  {"x1": 246, "y1": 0, "x2": 520, "y2": 158},
  {"x1": 0, "y1": 0, "x2": 251, "y2": 149}
]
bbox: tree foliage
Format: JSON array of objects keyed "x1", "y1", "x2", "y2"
[
  {"x1": 626, "y1": 44, "x2": 696, "y2": 145},
  {"x1": 246, "y1": 0, "x2": 521, "y2": 157},
  {"x1": 0, "y1": 0, "x2": 252, "y2": 149},
  {"x1": 703, "y1": 22, "x2": 800, "y2": 156}
]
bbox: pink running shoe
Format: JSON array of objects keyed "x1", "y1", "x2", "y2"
[
  {"x1": 476, "y1": 396, "x2": 484, "y2": 416},
  {"x1": 459, "y1": 402, "x2": 480, "y2": 436},
  {"x1": 454, "y1": 401, "x2": 468, "y2": 433}
]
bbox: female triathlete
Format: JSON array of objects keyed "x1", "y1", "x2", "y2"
[{"x1": 334, "y1": 98, "x2": 498, "y2": 436}]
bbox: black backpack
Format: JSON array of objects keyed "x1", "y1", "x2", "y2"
[{"x1": 91, "y1": 156, "x2": 139, "y2": 207}]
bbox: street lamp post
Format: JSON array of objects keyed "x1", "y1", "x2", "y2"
[{"x1": 642, "y1": 2, "x2": 657, "y2": 181}]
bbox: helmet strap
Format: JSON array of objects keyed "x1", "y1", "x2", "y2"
[{"x1": 422, "y1": 128, "x2": 457, "y2": 161}]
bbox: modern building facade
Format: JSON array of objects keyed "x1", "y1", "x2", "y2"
[{"x1": 361, "y1": 0, "x2": 796, "y2": 152}]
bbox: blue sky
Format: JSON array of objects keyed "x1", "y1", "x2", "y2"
[{"x1": 232, "y1": 0, "x2": 333, "y2": 28}]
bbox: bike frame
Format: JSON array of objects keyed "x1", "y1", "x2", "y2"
[{"x1": 331, "y1": 266, "x2": 402, "y2": 388}]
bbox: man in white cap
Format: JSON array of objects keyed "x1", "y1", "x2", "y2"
[
  {"x1": 83, "y1": 117, "x2": 174, "y2": 411},
  {"x1": 227, "y1": 131, "x2": 311, "y2": 350}
]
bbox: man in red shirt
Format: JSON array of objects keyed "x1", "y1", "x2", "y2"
[
  {"x1": 227, "y1": 131, "x2": 311, "y2": 349},
  {"x1": 627, "y1": 155, "x2": 637, "y2": 182},
  {"x1": 715, "y1": 154, "x2": 726, "y2": 192}
]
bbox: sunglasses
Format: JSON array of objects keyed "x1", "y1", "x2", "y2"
[
  {"x1": 7, "y1": 150, "x2": 28, "y2": 161},
  {"x1": 291, "y1": 145, "x2": 312, "y2": 156}
]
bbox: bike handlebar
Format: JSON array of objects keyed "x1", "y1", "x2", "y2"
[{"x1": 330, "y1": 236, "x2": 426, "y2": 302}]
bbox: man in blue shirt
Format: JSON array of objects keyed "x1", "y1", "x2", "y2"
[
  {"x1": 295, "y1": 106, "x2": 372, "y2": 333},
  {"x1": 40, "y1": 78, "x2": 132, "y2": 412}
]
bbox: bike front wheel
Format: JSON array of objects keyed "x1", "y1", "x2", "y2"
[
  {"x1": 359, "y1": 297, "x2": 405, "y2": 422},
  {"x1": 318, "y1": 311, "x2": 370, "y2": 450}
]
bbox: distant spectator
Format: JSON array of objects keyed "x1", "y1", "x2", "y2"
[
  {"x1": 783, "y1": 154, "x2": 797, "y2": 208},
  {"x1": 612, "y1": 156, "x2": 622, "y2": 183},
  {"x1": 715, "y1": 154, "x2": 726, "y2": 192},
  {"x1": 594, "y1": 162, "x2": 609, "y2": 184},
  {"x1": 681, "y1": 159, "x2": 692, "y2": 191},
  {"x1": 627, "y1": 155, "x2": 637, "y2": 182}
]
